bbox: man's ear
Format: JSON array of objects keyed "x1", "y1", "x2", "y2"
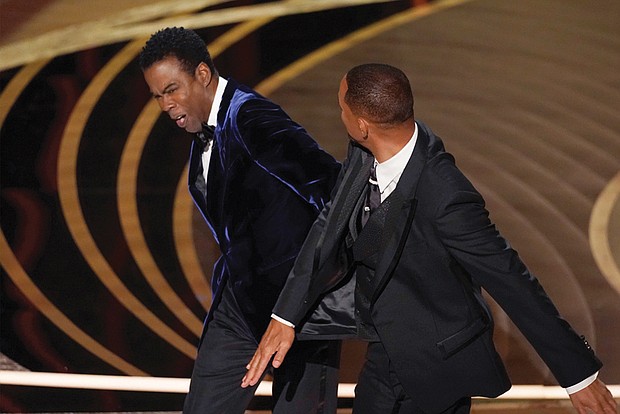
[
  {"x1": 196, "y1": 62, "x2": 212, "y2": 86},
  {"x1": 358, "y1": 117, "x2": 369, "y2": 139}
]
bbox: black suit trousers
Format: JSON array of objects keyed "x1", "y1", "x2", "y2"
[
  {"x1": 184, "y1": 282, "x2": 340, "y2": 414},
  {"x1": 353, "y1": 342, "x2": 471, "y2": 414}
]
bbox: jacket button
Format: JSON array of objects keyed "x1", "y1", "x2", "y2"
[{"x1": 581, "y1": 335, "x2": 592, "y2": 350}]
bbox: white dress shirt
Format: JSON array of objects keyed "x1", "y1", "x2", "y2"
[{"x1": 374, "y1": 123, "x2": 418, "y2": 201}]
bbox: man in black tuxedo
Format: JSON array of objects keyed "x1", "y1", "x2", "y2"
[
  {"x1": 139, "y1": 27, "x2": 341, "y2": 413},
  {"x1": 243, "y1": 63, "x2": 617, "y2": 413}
]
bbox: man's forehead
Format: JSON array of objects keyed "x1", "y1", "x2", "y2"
[
  {"x1": 145, "y1": 59, "x2": 191, "y2": 85},
  {"x1": 154, "y1": 56, "x2": 186, "y2": 73}
]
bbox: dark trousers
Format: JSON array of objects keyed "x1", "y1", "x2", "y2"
[
  {"x1": 183, "y1": 284, "x2": 340, "y2": 414},
  {"x1": 353, "y1": 342, "x2": 471, "y2": 414}
]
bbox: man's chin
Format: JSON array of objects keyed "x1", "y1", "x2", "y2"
[{"x1": 184, "y1": 124, "x2": 201, "y2": 134}]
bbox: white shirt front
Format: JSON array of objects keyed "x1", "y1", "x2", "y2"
[
  {"x1": 374, "y1": 123, "x2": 418, "y2": 201},
  {"x1": 201, "y1": 77, "x2": 228, "y2": 185}
]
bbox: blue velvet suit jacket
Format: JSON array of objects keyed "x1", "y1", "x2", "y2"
[
  {"x1": 188, "y1": 79, "x2": 340, "y2": 340},
  {"x1": 273, "y1": 121, "x2": 602, "y2": 412}
]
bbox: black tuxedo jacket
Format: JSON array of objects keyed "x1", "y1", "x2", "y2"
[
  {"x1": 273, "y1": 121, "x2": 601, "y2": 412},
  {"x1": 188, "y1": 79, "x2": 340, "y2": 341}
]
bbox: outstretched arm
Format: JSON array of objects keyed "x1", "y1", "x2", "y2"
[
  {"x1": 241, "y1": 319, "x2": 295, "y2": 388},
  {"x1": 568, "y1": 379, "x2": 618, "y2": 413}
]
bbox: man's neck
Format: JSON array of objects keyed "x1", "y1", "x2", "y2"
[{"x1": 371, "y1": 122, "x2": 416, "y2": 163}]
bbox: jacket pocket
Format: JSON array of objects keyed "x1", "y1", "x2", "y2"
[{"x1": 436, "y1": 317, "x2": 489, "y2": 359}]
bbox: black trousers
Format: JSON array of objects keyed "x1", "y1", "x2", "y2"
[
  {"x1": 353, "y1": 342, "x2": 471, "y2": 414},
  {"x1": 183, "y1": 283, "x2": 340, "y2": 414}
]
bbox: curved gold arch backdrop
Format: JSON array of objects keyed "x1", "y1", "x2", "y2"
[
  {"x1": 0, "y1": 2, "x2": 415, "y2": 411},
  {"x1": 2, "y1": 0, "x2": 620, "y2": 412}
]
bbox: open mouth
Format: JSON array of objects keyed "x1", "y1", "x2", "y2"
[{"x1": 174, "y1": 114, "x2": 187, "y2": 128}]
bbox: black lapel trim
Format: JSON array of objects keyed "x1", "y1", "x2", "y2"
[
  {"x1": 371, "y1": 126, "x2": 430, "y2": 303},
  {"x1": 313, "y1": 144, "x2": 373, "y2": 272}
]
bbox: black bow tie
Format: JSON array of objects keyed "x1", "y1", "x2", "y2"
[{"x1": 194, "y1": 123, "x2": 215, "y2": 151}]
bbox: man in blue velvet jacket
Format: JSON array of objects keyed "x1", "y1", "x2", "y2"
[{"x1": 139, "y1": 27, "x2": 341, "y2": 414}]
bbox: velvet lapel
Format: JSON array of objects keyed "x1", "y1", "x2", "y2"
[
  {"x1": 314, "y1": 145, "x2": 373, "y2": 270},
  {"x1": 370, "y1": 127, "x2": 429, "y2": 304},
  {"x1": 205, "y1": 80, "x2": 237, "y2": 231},
  {"x1": 188, "y1": 142, "x2": 208, "y2": 213}
]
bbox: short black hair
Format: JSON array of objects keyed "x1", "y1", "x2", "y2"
[
  {"x1": 345, "y1": 63, "x2": 414, "y2": 125},
  {"x1": 139, "y1": 27, "x2": 217, "y2": 76}
]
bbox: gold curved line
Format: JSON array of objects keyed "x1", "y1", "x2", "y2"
[
  {"x1": 256, "y1": 0, "x2": 473, "y2": 95},
  {"x1": 206, "y1": 15, "x2": 273, "y2": 57},
  {"x1": 173, "y1": 164, "x2": 213, "y2": 312},
  {"x1": 0, "y1": 63, "x2": 145, "y2": 375},
  {"x1": 119, "y1": 98, "x2": 204, "y2": 336},
  {"x1": 0, "y1": 232, "x2": 147, "y2": 376},
  {"x1": 0, "y1": 0, "x2": 397, "y2": 71},
  {"x1": 0, "y1": 0, "x2": 233, "y2": 71},
  {"x1": 0, "y1": 62, "x2": 49, "y2": 125},
  {"x1": 589, "y1": 171, "x2": 620, "y2": 296},
  {"x1": 57, "y1": 39, "x2": 196, "y2": 358},
  {"x1": 89, "y1": 0, "x2": 233, "y2": 29},
  {"x1": 120, "y1": 86, "x2": 213, "y2": 315},
  {"x1": 118, "y1": 0, "x2": 399, "y2": 47}
]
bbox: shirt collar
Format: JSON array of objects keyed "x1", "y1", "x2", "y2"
[
  {"x1": 207, "y1": 76, "x2": 228, "y2": 127},
  {"x1": 375, "y1": 122, "x2": 418, "y2": 193}
]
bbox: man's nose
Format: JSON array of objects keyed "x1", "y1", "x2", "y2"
[{"x1": 160, "y1": 95, "x2": 175, "y2": 112}]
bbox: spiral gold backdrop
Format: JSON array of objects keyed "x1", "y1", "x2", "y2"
[{"x1": 1, "y1": 0, "x2": 619, "y2": 412}]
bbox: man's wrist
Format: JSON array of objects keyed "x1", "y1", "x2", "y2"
[
  {"x1": 271, "y1": 313, "x2": 295, "y2": 328},
  {"x1": 564, "y1": 372, "x2": 598, "y2": 394}
]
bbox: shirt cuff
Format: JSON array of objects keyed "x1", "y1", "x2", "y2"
[
  {"x1": 565, "y1": 371, "x2": 598, "y2": 395},
  {"x1": 271, "y1": 313, "x2": 295, "y2": 328}
]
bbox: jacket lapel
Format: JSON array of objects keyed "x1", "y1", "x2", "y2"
[
  {"x1": 204, "y1": 80, "x2": 237, "y2": 228},
  {"x1": 188, "y1": 141, "x2": 208, "y2": 210},
  {"x1": 315, "y1": 144, "x2": 373, "y2": 269},
  {"x1": 371, "y1": 127, "x2": 429, "y2": 303}
]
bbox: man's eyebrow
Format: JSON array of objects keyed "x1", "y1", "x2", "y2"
[
  {"x1": 162, "y1": 82, "x2": 176, "y2": 93},
  {"x1": 152, "y1": 82, "x2": 177, "y2": 98}
]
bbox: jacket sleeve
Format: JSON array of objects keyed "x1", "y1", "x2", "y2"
[
  {"x1": 429, "y1": 158, "x2": 602, "y2": 387},
  {"x1": 234, "y1": 97, "x2": 341, "y2": 213},
  {"x1": 271, "y1": 198, "x2": 332, "y2": 325},
  {"x1": 272, "y1": 145, "x2": 356, "y2": 325}
]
